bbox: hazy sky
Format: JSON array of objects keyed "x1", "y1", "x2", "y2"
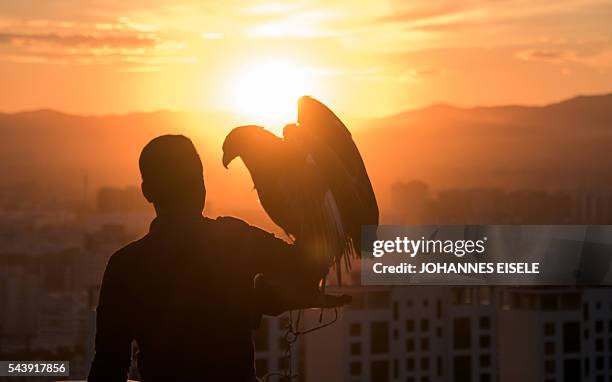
[{"x1": 1, "y1": 0, "x2": 612, "y2": 117}]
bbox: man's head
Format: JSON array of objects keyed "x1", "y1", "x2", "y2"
[{"x1": 139, "y1": 135, "x2": 205, "y2": 214}]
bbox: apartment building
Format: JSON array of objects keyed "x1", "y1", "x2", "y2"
[{"x1": 299, "y1": 285, "x2": 612, "y2": 382}]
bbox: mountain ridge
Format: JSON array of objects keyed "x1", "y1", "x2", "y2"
[
  {"x1": 0, "y1": 91, "x2": 611, "y2": 216},
  {"x1": 3, "y1": 91, "x2": 612, "y2": 122}
]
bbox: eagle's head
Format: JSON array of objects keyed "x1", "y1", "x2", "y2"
[{"x1": 222, "y1": 125, "x2": 280, "y2": 169}]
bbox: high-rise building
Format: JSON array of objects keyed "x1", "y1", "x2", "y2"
[{"x1": 300, "y1": 285, "x2": 611, "y2": 382}]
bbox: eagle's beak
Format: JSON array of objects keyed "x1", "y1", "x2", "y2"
[{"x1": 222, "y1": 150, "x2": 236, "y2": 169}]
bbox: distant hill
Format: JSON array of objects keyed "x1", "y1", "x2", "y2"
[
  {"x1": 0, "y1": 110, "x2": 248, "y2": 213},
  {"x1": 1, "y1": 92, "x2": 611, "y2": 217},
  {"x1": 359, "y1": 92, "x2": 612, "y2": 200}
]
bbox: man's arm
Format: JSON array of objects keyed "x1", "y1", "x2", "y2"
[
  {"x1": 218, "y1": 216, "x2": 318, "y2": 280},
  {"x1": 218, "y1": 217, "x2": 329, "y2": 314},
  {"x1": 88, "y1": 251, "x2": 132, "y2": 382}
]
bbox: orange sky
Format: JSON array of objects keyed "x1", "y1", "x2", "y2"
[{"x1": 1, "y1": 0, "x2": 612, "y2": 118}]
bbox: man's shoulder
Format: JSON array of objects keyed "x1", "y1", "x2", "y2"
[
  {"x1": 209, "y1": 216, "x2": 284, "y2": 244},
  {"x1": 212, "y1": 215, "x2": 252, "y2": 230},
  {"x1": 106, "y1": 235, "x2": 152, "y2": 266},
  {"x1": 210, "y1": 216, "x2": 288, "y2": 245},
  {"x1": 210, "y1": 215, "x2": 272, "y2": 237}
]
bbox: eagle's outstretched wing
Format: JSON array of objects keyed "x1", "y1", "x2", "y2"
[
  {"x1": 297, "y1": 96, "x2": 379, "y2": 243},
  {"x1": 282, "y1": 97, "x2": 378, "y2": 283},
  {"x1": 292, "y1": 97, "x2": 378, "y2": 277},
  {"x1": 298, "y1": 97, "x2": 378, "y2": 213},
  {"x1": 222, "y1": 97, "x2": 379, "y2": 286}
]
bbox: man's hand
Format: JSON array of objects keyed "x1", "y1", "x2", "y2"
[{"x1": 253, "y1": 274, "x2": 351, "y2": 317}]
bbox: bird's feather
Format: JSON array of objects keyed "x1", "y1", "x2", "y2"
[{"x1": 222, "y1": 98, "x2": 379, "y2": 287}]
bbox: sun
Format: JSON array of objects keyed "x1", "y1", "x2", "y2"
[{"x1": 226, "y1": 59, "x2": 317, "y2": 133}]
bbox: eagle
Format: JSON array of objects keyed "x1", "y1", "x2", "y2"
[{"x1": 222, "y1": 96, "x2": 378, "y2": 300}]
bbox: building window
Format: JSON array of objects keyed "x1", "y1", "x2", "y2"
[
  {"x1": 350, "y1": 342, "x2": 361, "y2": 355},
  {"x1": 406, "y1": 358, "x2": 415, "y2": 371},
  {"x1": 421, "y1": 319, "x2": 429, "y2": 331},
  {"x1": 406, "y1": 338, "x2": 415, "y2": 352},
  {"x1": 350, "y1": 323, "x2": 361, "y2": 336},
  {"x1": 563, "y1": 322, "x2": 580, "y2": 353},
  {"x1": 596, "y1": 357, "x2": 603, "y2": 370},
  {"x1": 371, "y1": 322, "x2": 389, "y2": 354},
  {"x1": 421, "y1": 338, "x2": 429, "y2": 351},
  {"x1": 596, "y1": 338, "x2": 604, "y2": 352},
  {"x1": 561, "y1": 293, "x2": 580, "y2": 310},
  {"x1": 563, "y1": 359, "x2": 580, "y2": 381},
  {"x1": 545, "y1": 360, "x2": 555, "y2": 374},
  {"x1": 421, "y1": 357, "x2": 429, "y2": 371},
  {"x1": 479, "y1": 335, "x2": 491, "y2": 349},
  {"x1": 544, "y1": 341, "x2": 555, "y2": 355},
  {"x1": 596, "y1": 320, "x2": 603, "y2": 333},
  {"x1": 480, "y1": 373, "x2": 491, "y2": 382},
  {"x1": 453, "y1": 355, "x2": 471, "y2": 382},
  {"x1": 479, "y1": 316, "x2": 490, "y2": 330},
  {"x1": 542, "y1": 295, "x2": 557, "y2": 310},
  {"x1": 437, "y1": 327, "x2": 443, "y2": 338},
  {"x1": 543, "y1": 322, "x2": 555, "y2": 336},
  {"x1": 453, "y1": 318, "x2": 471, "y2": 350},
  {"x1": 406, "y1": 319, "x2": 415, "y2": 332},
  {"x1": 480, "y1": 354, "x2": 490, "y2": 367},
  {"x1": 371, "y1": 360, "x2": 389, "y2": 382},
  {"x1": 350, "y1": 362, "x2": 362, "y2": 376},
  {"x1": 369, "y1": 291, "x2": 391, "y2": 309}
]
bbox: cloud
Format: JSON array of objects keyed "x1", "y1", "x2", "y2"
[
  {"x1": 377, "y1": 2, "x2": 475, "y2": 24},
  {"x1": 325, "y1": 64, "x2": 443, "y2": 83},
  {"x1": 398, "y1": 66, "x2": 444, "y2": 83},
  {"x1": 364, "y1": 0, "x2": 612, "y2": 55},
  {"x1": 0, "y1": 19, "x2": 193, "y2": 67},
  {"x1": 0, "y1": 0, "x2": 611, "y2": 73},
  {"x1": 0, "y1": 32, "x2": 159, "y2": 48},
  {"x1": 516, "y1": 48, "x2": 574, "y2": 64},
  {"x1": 516, "y1": 45, "x2": 612, "y2": 70}
]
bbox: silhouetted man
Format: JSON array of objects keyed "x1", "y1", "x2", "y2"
[{"x1": 88, "y1": 135, "x2": 314, "y2": 381}]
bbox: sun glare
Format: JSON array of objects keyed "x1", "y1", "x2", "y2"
[{"x1": 227, "y1": 59, "x2": 317, "y2": 133}]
